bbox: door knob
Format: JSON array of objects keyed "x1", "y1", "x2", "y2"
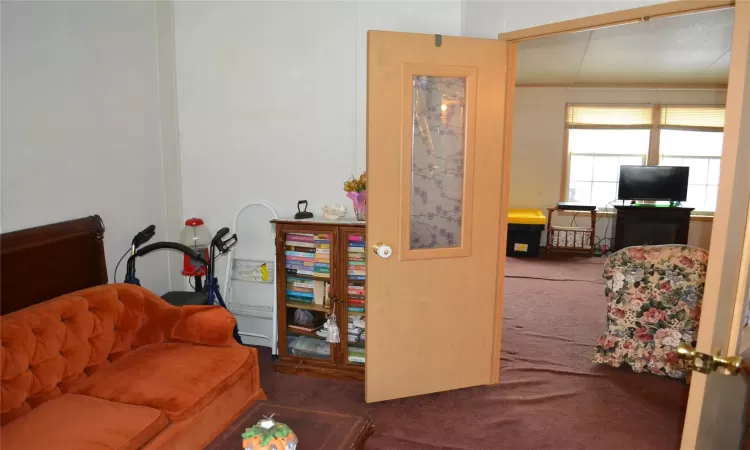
[
  {"x1": 676, "y1": 343, "x2": 743, "y2": 375},
  {"x1": 373, "y1": 242, "x2": 392, "y2": 259}
]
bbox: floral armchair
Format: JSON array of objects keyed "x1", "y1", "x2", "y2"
[{"x1": 593, "y1": 245, "x2": 708, "y2": 379}]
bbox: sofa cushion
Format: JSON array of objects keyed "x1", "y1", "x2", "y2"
[
  {"x1": 0, "y1": 393, "x2": 167, "y2": 450},
  {"x1": 71, "y1": 342, "x2": 256, "y2": 421}
]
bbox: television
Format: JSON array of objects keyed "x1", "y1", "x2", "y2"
[{"x1": 618, "y1": 166, "x2": 689, "y2": 202}]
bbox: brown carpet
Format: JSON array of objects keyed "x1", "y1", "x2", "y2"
[{"x1": 256, "y1": 256, "x2": 688, "y2": 449}]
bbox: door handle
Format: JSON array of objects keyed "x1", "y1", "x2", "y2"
[
  {"x1": 676, "y1": 343, "x2": 743, "y2": 375},
  {"x1": 373, "y1": 242, "x2": 392, "y2": 259}
]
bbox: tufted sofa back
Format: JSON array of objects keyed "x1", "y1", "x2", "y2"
[{"x1": 0, "y1": 284, "x2": 182, "y2": 424}]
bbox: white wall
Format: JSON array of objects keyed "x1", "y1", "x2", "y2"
[
  {"x1": 510, "y1": 87, "x2": 726, "y2": 250},
  {"x1": 0, "y1": 1, "x2": 176, "y2": 294},
  {"x1": 173, "y1": 1, "x2": 463, "y2": 284}
]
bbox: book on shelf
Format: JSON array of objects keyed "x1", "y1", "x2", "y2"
[
  {"x1": 286, "y1": 258, "x2": 315, "y2": 265},
  {"x1": 348, "y1": 235, "x2": 364, "y2": 241},
  {"x1": 347, "y1": 269, "x2": 366, "y2": 275},
  {"x1": 347, "y1": 247, "x2": 365, "y2": 253},
  {"x1": 348, "y1": 260, "x2": 366, "y2": 266},
  {"x1": 348, "y1": 299, "x2": 365, "y2": 306},
  {"x1": 348, "y1": 346, "x2": 365, "y2": 363},
  {"x1": 286, "y1": 288, "x2": 313, "y2": 297},
  {"x1": 287, "y1": 234, "x2": 314, "y2": 243},
  {"x1": 288, "y1": 277, "x2": 314, "y2": 287},
  {"x1": 289, "y1": 287, "x2": 314, "y2": 295},
  {"x1": 286, "y1": 269, "x2": 319, "y2": 277},
  {"x1": 285, "y1": 241, "x2": 315, "y2": 248},
  {"x1": 348, "y1": 306, "x2": 365, "y2": 313},
  {"x1": 315, "y1": 247, "x2": 330, "y2": 254},
  {"x1": 285, "y1": 250, "x2": 315, "y2": 258},
  {"x1": 313, "y1": 280, "x2": 327, "y2": 306},
  {"x1": 284, "y1": 245, "x2": 315, "y2": 255},
  {"x1": 348, "y1": 295, "x2": 365, "y2": 301}
]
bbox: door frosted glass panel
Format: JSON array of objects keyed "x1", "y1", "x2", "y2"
[{"x1": 410, "y1": 76, "x2": 466, "y2": 250}]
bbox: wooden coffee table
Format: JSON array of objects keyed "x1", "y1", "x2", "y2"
[{"x1": 206, "y1": 401, "x2": 374, "y2": 450}]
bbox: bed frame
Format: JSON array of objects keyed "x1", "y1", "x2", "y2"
[{"x1": 0, "y1": 215, "x2": 108, "y2": 315}]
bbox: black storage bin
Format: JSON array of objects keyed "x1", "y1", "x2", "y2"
[{"x1": 506, "y1": 224, "x2": 545, "y2": 257}]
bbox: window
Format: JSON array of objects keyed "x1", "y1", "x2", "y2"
[
  {"x1": 564, "y1": 105, "x2": 725, "y2": 213},
  {"x1": 658, "y1": 107, "x2": 724, "y2": 212}
]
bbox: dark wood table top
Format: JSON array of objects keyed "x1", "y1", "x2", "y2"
[{"x1": 206, "y1": 401, "x2": 373, "y2": 450}]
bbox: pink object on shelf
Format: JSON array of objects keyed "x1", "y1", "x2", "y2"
[{"x1": 347, "y1": 190, "x2": 367, "y2": 221}]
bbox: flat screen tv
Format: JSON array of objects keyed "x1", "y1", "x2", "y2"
[{"x1": 618, "y1": 165, "x2": 689, "y2": 202}]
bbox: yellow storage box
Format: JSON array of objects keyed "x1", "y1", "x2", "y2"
[{"x1": 507, "y1": 208, "x2": 546, "y2": 257}]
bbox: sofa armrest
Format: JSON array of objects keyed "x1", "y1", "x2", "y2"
[{"x1": 170, "y1": 305, "x2": 238, "y2": 347}]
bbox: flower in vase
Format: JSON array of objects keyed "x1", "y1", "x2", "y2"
[{"x1": 344, "y1": 173, "x2": 367, "y2": 220}]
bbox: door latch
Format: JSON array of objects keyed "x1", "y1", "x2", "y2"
[{"x1": 676, "y1": 343, "x2": 743, "y2": 375}]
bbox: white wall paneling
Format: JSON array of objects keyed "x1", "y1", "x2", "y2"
[{"x1": 1, "y1": 1, "x2": 173, "y2": 294}]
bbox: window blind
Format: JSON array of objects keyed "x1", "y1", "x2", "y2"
[
  {"x1": 660, "y1": 106, "x2": 725, "y2": 130},
  {"x1": 566, "y1": 105, "x2": 653, "y2": 127}
]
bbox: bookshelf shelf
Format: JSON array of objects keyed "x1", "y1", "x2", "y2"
[
  {"x1": 272, "y1": 219, "x2": 366, "y2": 380},
  {"x1": 285, "y1": 301, "x2": 329, "y2": 312},
  {"x1": 287, "y1": 326, "x2": 324, "y2": 338}
]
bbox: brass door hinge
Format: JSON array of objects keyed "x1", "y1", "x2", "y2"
[{"x1": 677, "y1": 343, "x2": 743, "y2": 375}]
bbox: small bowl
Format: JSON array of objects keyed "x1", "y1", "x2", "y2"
[{"x1": 322, "y1": 204, "x2": 347, "y2": 220}]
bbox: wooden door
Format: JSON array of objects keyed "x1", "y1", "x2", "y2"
[
  {"x1": 366, "y1": 31, "x2": 508, "y2": 402},
  {"x1": 681, "y1": 3, "x2": 750, "y2": 448}
]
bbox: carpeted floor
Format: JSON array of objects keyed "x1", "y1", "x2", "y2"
[{"x1": 257, "y1": 256, "x2": 688, "y2": 449}]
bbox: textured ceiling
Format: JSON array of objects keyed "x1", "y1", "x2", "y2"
[{"x1": 516, "y1": 8, "x2": 733, "y2": 85}]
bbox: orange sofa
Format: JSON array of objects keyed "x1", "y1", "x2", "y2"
[{"x1": 0, "y1": 284, "x2": 266, "y2": 449}]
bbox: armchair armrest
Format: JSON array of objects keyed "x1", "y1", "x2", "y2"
[{"x1": 170, "y1": 305, "x2": 238, "y2": 347}]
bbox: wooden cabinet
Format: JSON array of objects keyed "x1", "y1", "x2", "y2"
[
  {"x1": 272, "y1": 219, "x2": 366, "y2": 380},
  {"x1": 613, "y1": 206, "x2": 693, "y2": 251}
]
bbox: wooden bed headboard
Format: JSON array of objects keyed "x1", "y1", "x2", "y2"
[{"x1": 0, "y1": 215, "x2": 108, "y2": 315}]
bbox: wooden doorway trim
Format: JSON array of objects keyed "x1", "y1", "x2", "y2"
[
  {"x1": 498, "y1": 0, "x2": 734, "y2": 43},
  {"x1": 492, "y1": 0, "x2": 735, "y2": 384},
  {"x1": 493, "y1": 0, "x2": 748, "y2": 447}
]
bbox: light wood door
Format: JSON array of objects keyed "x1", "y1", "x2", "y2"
[
  {"x1": 681, "y1": 2, "x2": 750, "y2": 448},
  {"x1": 366, "y1": 31, "x2": 508, "y2": 402}
]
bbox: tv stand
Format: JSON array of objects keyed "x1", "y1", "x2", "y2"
[{"x1": 613, "y1": 206, "x2": 694, "y2": 251}]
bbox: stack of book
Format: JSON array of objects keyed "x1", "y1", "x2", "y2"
[
  {"x1": 286, "y1": 276, "x2": 327, "y2": 305},
  {"x1": 347, "y1": 235, "x2": 366, "y2": 314},
  {"x1": 284, "y1": 233, "x2": 330, "y2": 279},
  {"x1": 348, "y1": 346, "x2": 365, "y2": 364},
  {"x1": 313, "y1": 234, "x2": 331, "y2": 278}
]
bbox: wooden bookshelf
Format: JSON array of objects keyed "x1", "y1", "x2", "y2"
[{"x1": 272, "y1": 219, "x2": 366, "y2": 381}]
